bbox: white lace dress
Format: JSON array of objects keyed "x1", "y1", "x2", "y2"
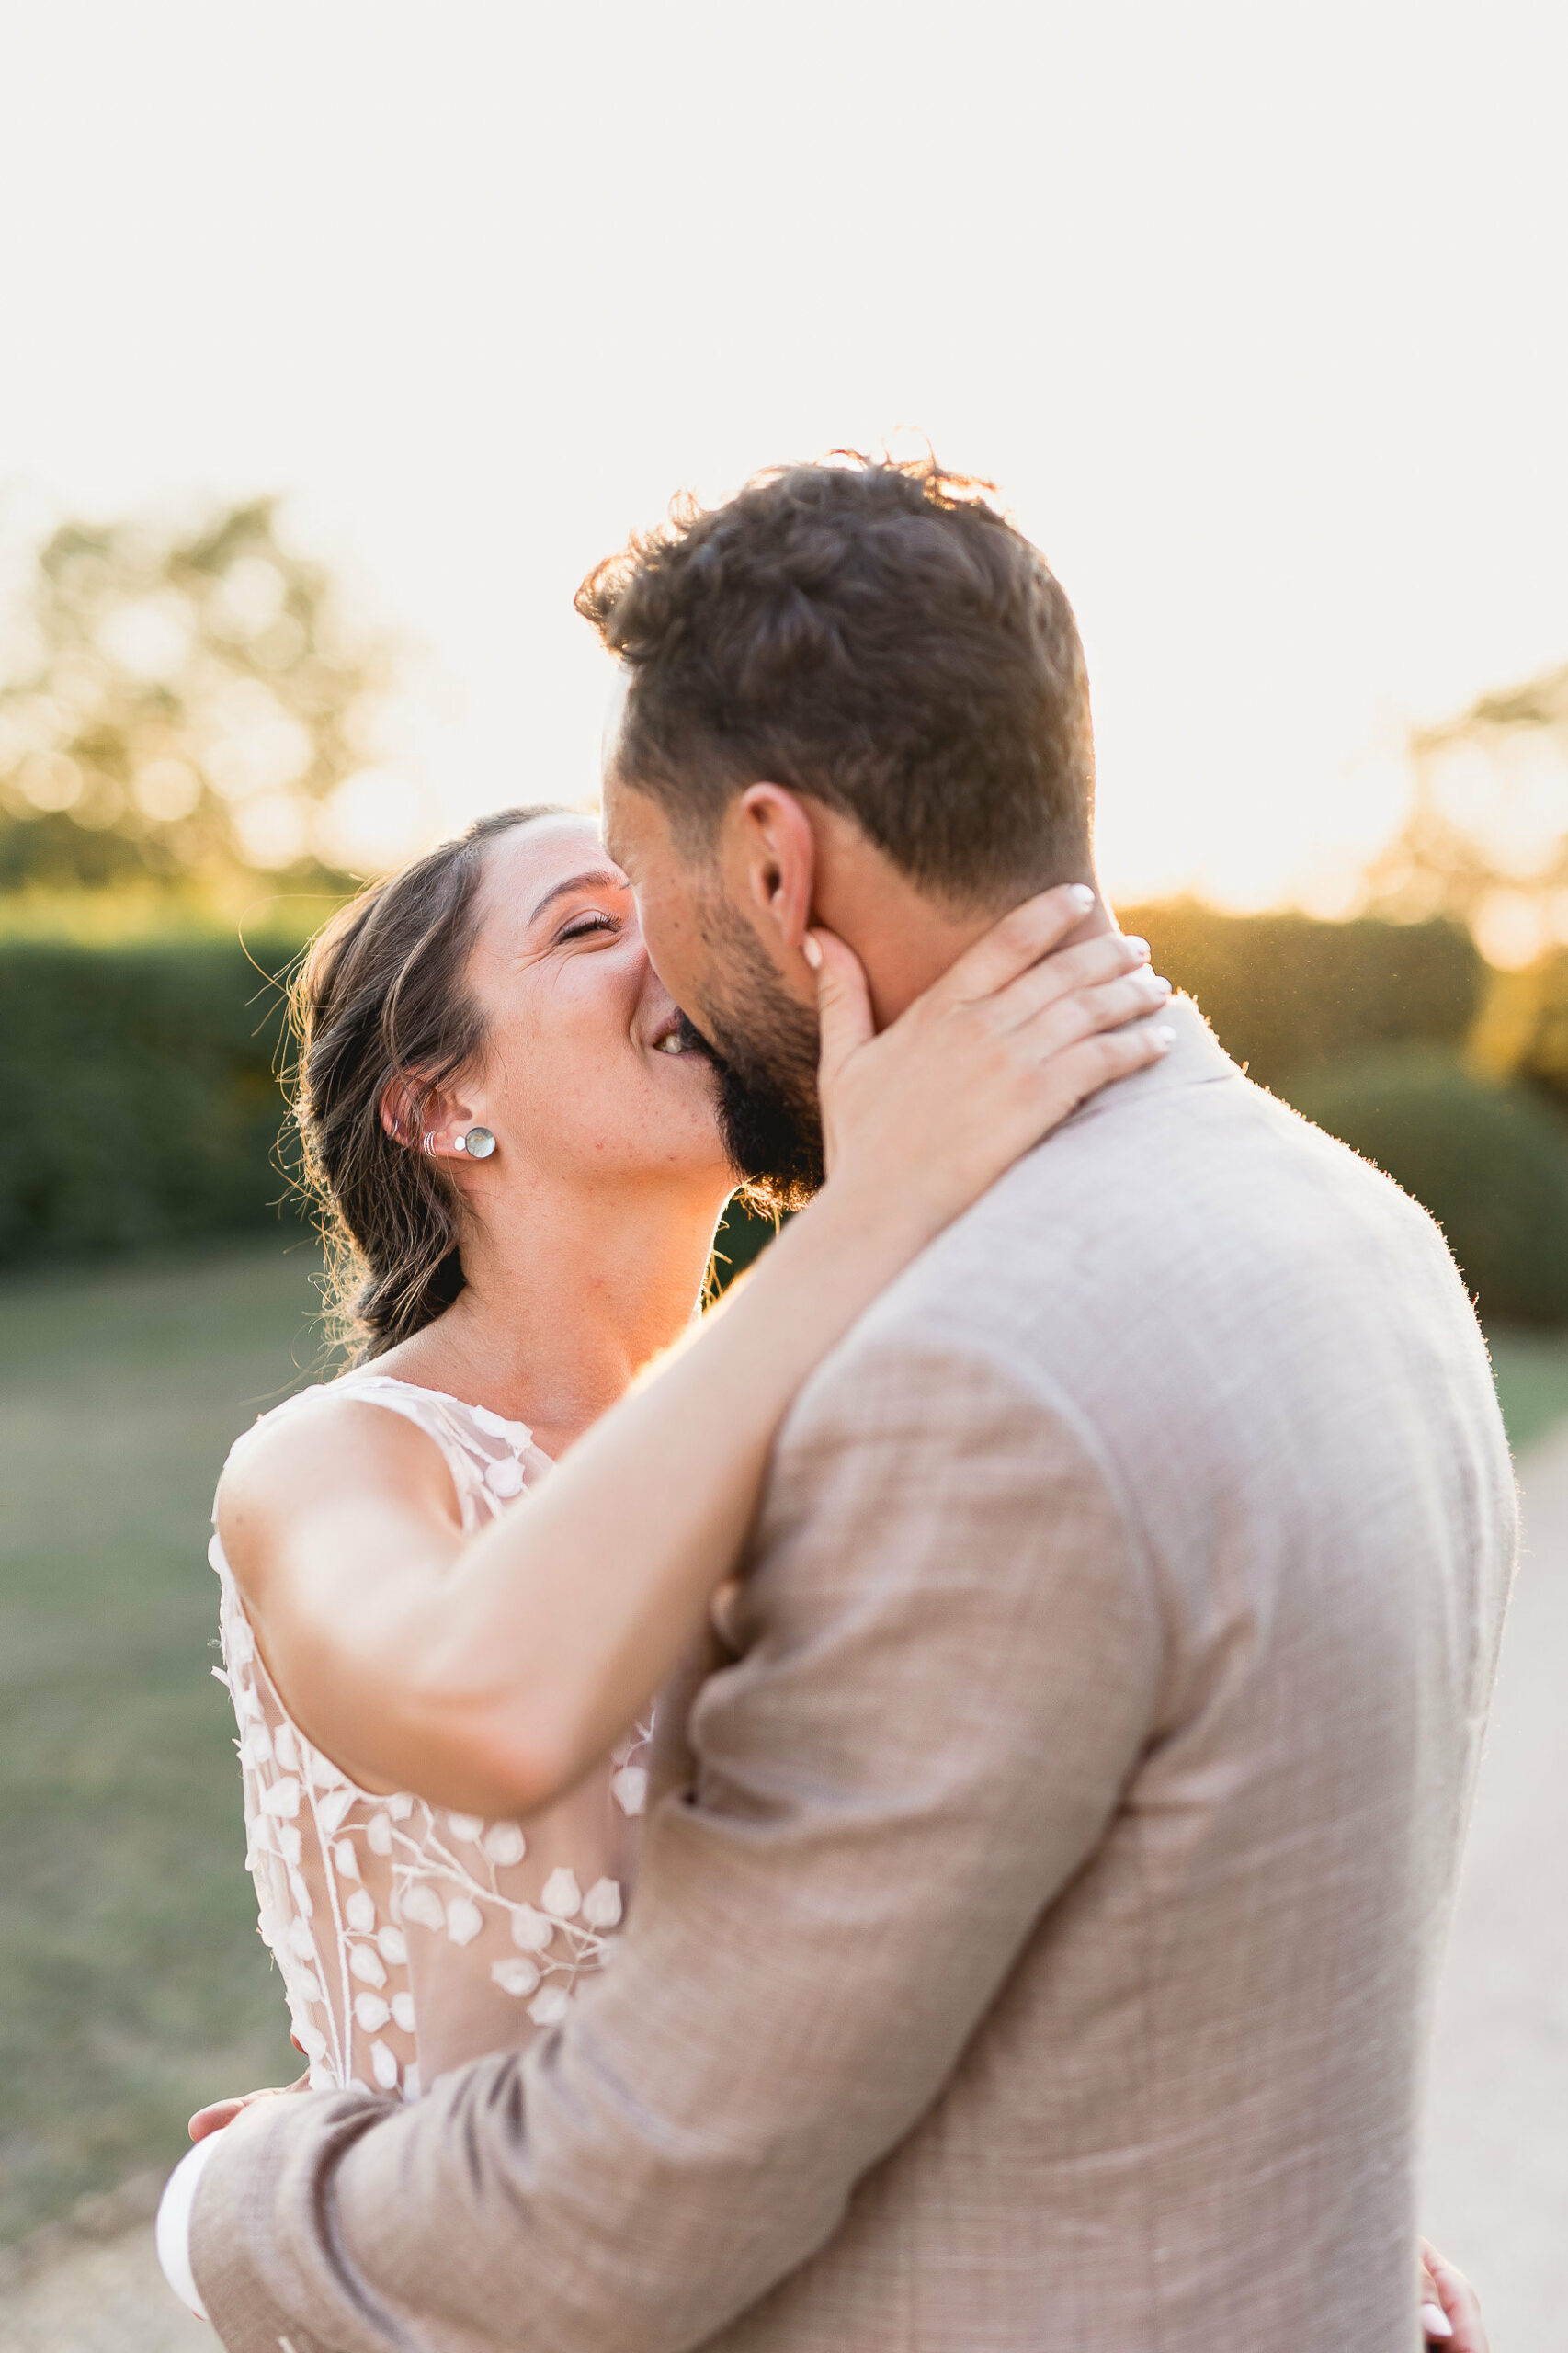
[{"x1": 210, "y1": 1372, "x2": 651, "y2": 2104}]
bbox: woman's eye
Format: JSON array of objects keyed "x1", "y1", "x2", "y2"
[{"x1": 559, "y1": 911, "x2": 619, "y2": 943}]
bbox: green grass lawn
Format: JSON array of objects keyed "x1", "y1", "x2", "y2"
[
  {"x1": 1, "y1": 1241, "x2": 1566, "y2": 2246},
  {"x1": 0, "y1": 1241, "x2": 325, "y2": 2243}
]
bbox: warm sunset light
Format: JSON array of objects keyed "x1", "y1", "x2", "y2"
[
  {"x1": 2, "y1": 13, "x2": 1565, "y2": 2351},
  {"x1": 3, "y1": 4, "x2": 1565, "y2": 908}
]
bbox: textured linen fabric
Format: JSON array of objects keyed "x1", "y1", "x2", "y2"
[{"x1": 188, "y1": 1001, "x2": 1517, "y2": 2353}]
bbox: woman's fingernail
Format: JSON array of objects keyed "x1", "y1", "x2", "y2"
[
  {"x1": 1420, "y1": 2304, "x2": 1453, "y2": 2339},
  {"x1": 1069, "y1": 884, "x2": 1096, "y2": 913},
  {"x1": 1152, "y1": 1023, "x2": 1176, "y2": 1049},
  {"x1": 1146, "y1": 972, "x2": 1173, "y2": 998},
  {"x1": 1125, "y1": 935, "x2": 1151, "y2": 961},
  {"x1": 801, "y1": 935, "x2": 823, "y2": 970}
]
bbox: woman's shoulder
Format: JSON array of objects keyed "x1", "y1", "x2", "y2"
[
  {"x1": 225, "y1": 1367, "x2": 518, "y2": 1448},
  {"x1": 222, "y1": 1373, "x2": 396, "y2": 1463},
  {"x1": 217, "y1": 1372, "x2": 546, "y2": 1530},
  {"x1": 212, "y1": 1379, "x2": 467, "y2": 1602},
  {"x1": 216, "y1": 1377, "x2": 454, "y2": 1514}
]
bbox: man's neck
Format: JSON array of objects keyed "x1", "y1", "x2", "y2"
[{"x1": 808, "y1": 812, "x2": 1110, "y2": 1027}]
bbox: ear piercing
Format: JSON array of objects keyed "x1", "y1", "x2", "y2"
[{"x1": 419, "y1": 1128, "x2": 497, "y2": 1160}]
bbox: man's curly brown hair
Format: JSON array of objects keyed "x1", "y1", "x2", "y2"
[{"x1": 575, "y1": 450, "x2": 1096, "y2": 907}]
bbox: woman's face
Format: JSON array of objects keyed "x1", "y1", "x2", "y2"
[{"x1": 455, "y1": 814, "x2": 732, "y2": 1201}]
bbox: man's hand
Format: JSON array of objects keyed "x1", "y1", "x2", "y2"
[{"x1": 1420, "y1": 2239, "x2": 1487, "y2": 2350}]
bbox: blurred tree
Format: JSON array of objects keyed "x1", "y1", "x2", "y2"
[
  {"x1": 1364, "y1": 657, "x2": 1568, "y2": 1115},
  {"x1": 1468, "y1": 948, "x2": 1568, "y2": 1115},
  {"x1": 0, "y1": 500, "x2": 402, "y2": 895},
  {"x1": 1367, "y1": 659, "x2": 1568, "y2": 965}
]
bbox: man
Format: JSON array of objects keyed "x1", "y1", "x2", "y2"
[{"x1": 181, "y1": 455, "x2": 1512, "y2": 2348}]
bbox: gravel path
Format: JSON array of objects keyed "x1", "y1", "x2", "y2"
[
  {"x1": 0, "y1": 2224, "x2": 200, "y2": 2352},
  {"x1": 0, "y1": 2175, "x2": 199, "y2": 2352},
  {"x1": 6, "y1": 1420, "x2": 1565, "y2": 2351},
  {"x1": 1422, "y1": 1415, "x2": 1568, "y2": 2350}
]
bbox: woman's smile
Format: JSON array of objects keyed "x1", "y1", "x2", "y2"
[{"x1": 645, "y1": 1007, "x2": 710, "y2": 1061}]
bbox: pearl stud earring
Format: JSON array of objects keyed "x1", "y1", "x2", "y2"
[{"x1": 451, "y1": 1126, "x2": 496, "y2": 1160}]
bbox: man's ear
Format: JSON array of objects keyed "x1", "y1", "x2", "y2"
[{"x1": 733, "y1": 784, "x2": 817, "y2": 951}]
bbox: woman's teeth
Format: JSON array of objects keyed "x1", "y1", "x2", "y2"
[{"x1": 656, "y1": 1033, "x2": 687, "y2": 1054}]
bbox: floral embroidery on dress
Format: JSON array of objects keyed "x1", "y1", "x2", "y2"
[{"x1": 211, "y1": 1373, "x2": 650, "y2": 2103}]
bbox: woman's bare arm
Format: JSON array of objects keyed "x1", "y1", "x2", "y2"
[{"x1": 221, "y1": 888, "x2": 1174, "y2": 1814}]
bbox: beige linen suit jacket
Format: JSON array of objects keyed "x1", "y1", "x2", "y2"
[{"x1": 191, "y1": 1003, "x2": 1516, "y2": 2352}]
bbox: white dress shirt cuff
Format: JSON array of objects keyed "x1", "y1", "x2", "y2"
[{"x1": 155, "y1": 2130, "x2": 222, "y2": 2321}]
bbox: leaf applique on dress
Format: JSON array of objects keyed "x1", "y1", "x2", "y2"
[
  {"x1": 511, "y1": 1905, "x2": 554, "y2": 1953},
  {"x1": 490, "y1": 1958, "x2": 540, "y2": 1998},
  {"x1": 445, "y1": 1896, "x2": 484, "y2": 1947},
  {"x1": 541, "y1": 1868, "x2": 582, "y2": 1919},
  {"x1": 581, "y1": 1877, "x2": 623, "y2": 1929},
  {"x1": 400, "y1": 1883, "x2": 445, "y2": 1932},
  {"x1": 316, "y1": 1785, "x2": 354, "y2": 1837},
  {"x1": 482, "y1": 1822, "x2": 526, "y2": 1867}
]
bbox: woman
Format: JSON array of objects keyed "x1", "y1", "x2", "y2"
[
  {"x1": 182, "y1": 805, "x2": 1483, "y2": 2351},
  {"x1": 199, "y1": 801, "x2": 1169, "y2": 2111}
]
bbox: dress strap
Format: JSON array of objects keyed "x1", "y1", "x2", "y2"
[{"x1": 224, "y1": 1374, "x2": 543, "y2": 1534}]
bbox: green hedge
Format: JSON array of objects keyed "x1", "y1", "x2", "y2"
[
  {"x1": 1285, "y1": 1048, "x2": 1568, "y2": 1324},
  {"x1": 0, "y1": 930, "x2": 778, "y2": 1285},
  {"x1": 2, "y1": 915, "x2": 1564, "y2": 1327},
  {"x1": 0, "y1": 936, "x2": 300, "y2": 1267},
  {"x1": 1114, "y1": 909, "x2": 1566, "y2": 1323},
  {"x1": 1118, "y1": 904, "x2": 1481, "y2": 1089}
]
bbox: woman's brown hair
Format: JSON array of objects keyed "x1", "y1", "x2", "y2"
[{"x1": 289, "y1": 806, "x2": 564, "y2": 1359}]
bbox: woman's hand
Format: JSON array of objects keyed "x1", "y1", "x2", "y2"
[
  {"x1": 811, "y1": 883, "x2": 1172, "y2": 1233},
  {"x1": 188, "y1": 2061, "x2": 312, "y2": 2141},
  {"x1": 1420, "y1": 2239, "x2": 1487, "y2": 2349}
]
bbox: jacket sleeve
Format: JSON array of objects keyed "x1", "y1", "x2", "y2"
[{"x1": 191, "y1": 1332, "x2": 1163, "y2": 2353}]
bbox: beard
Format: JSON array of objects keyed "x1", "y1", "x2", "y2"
[{"x1": 670, "y1": 901, "x2": 824, "y2": 1210}]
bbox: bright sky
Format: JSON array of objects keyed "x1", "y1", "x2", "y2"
[{"x1": 2, "y1": 1, "x2": 1566, "y2": 910}]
